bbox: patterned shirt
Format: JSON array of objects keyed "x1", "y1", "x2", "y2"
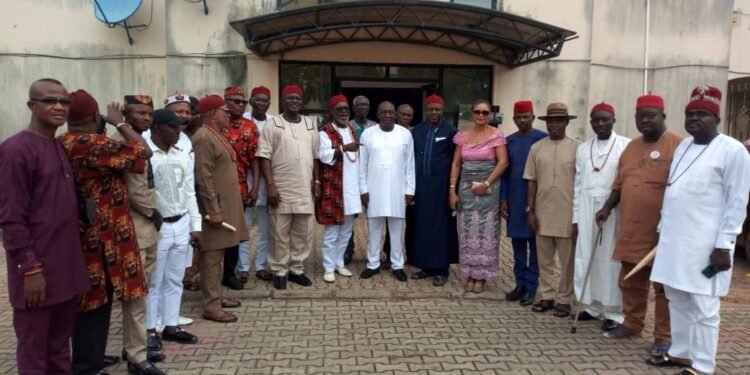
[
  {"x1": 222, "y1": 117, "x2": 259, "y2": 204},
  {"x1": 59, "y1": 132, "x2": 149, "y2": 312}
]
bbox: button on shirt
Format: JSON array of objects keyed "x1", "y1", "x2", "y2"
[{"x1": 148, "y1": 137, "x2": 202, "y2": 232}]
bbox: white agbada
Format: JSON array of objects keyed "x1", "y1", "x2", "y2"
[
  {"x1": 572, "y1": 133, "x2": 630, "y2": 308},
  {"x1": 319, "y1": 125, "x2": 362, "y2": 215},
  {"x1": 652, "y1": 134, "x2": 750, "y2": 296},
  {"x1": 359, "y1": 125, "x2": 416, "y2": 218}
]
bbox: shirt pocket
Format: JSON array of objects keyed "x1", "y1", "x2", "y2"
[{"x1": 680, "y1": 179, "x2": 708, "y2": 195}]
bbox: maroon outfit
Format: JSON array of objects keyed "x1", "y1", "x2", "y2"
[{"x1": 0, "y1": 131, "x2": 89, "y2": 375}]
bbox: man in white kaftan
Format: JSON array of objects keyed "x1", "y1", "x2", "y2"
[
  {"x1": 651, "y1": 86, "x2": 750, "y2": 375},
  {"x1": 572, "y1": 103, "x2": 630, "y2": 330},
  {"x1": 358, "y1": 101, "x2": 415, "y2": 282}
]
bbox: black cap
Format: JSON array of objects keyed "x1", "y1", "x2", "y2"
[{"x1": 153, "y1": 109, "x2": 187, "y2": 126}]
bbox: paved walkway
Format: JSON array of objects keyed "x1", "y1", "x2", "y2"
[{"x1": 1, "y1": 219, "x2": 749, "y2": 374}]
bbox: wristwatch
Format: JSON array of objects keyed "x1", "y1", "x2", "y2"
[{"x1": 525, "y1": 206, "x2": 534, "y2": 213}]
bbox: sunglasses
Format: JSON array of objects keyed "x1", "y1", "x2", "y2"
[
  {"x1": 30, "y1": 98, "x2": 71, "y2": 107},
  {"x1": 225, "y1": 98, "x2": 247, "y2": 105},
  {"x1": 472, "y1": 110, "x2": 491, "y2": 116}
]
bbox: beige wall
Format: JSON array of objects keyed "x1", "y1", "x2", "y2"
[
  {"x1": 0, "y1": 0, "x2": 745, "y2": 142},
  {"x1": 497, "y1": 0, "x2": 734, "y2": 140}
]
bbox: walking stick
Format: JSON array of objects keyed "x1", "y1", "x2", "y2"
[{"x1": 571, "y1": 227, "x2": 603, "y2": 334}]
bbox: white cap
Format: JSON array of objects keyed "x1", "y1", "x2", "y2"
[{"x1": 164, "y1": 92, "x2": 191, "y2": 108}]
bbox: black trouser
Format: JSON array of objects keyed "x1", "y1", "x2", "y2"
[
  {"x1": 223, "y1": 245, "x2": 239, "y2": 281},
  {"x1": 72, "y1": 271, "x2": 114, "y2": 375}
]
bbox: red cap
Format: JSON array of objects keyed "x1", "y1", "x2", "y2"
[
  {"x1": 282, "y1": 84, "x2": 303, "y2": 97},
  {"x1": 636, "y1": 92, "x2": 664, "y2": 109},
  {"x1": 198, "y1": 95, "x2": 226, "y2": 114},
  {"x1": 424, "y1": 94, "x2": 445, "y2": 106},
  {"x1": 513, "y1": 100, "x2": 533, "y2": 115},
  {"x1": 686, "y1": 85, "x2": 721, "y2": 116},
  {"x1": 328, "y1": 94, "x2": 348, "y2": 109},
  {"x1": 250, "y1": 86, "x2": 271, "y2": 97},
  {"x1": 224, "y1": 86, "x2": 245, "y2": 97},
  {"x1": 590, "y1": 102, "x2": 615, "y2": 114},
  {"x1": 68, "y1": 89, "x2": 99, "y2": 122}
]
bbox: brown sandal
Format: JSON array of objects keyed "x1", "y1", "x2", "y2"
[
  {"x1": 553, "y1": 303, "x2": 571, "y2": 318},
  {"x1": 203, "y1": 311, "x2": 238, "y2": 323},
  {"x1": 221, "y1": 298, "x2": 242, "y2": 308}
]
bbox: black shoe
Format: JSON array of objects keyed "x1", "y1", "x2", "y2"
[
  {"x1": 601, "y1": 319, "x2": 620, "y2": 332},
  {"x1": 222, "y1": 276, "x2": 244, "y2": 290},
  {"x1": 288, "y1": 273, "x2": 313, "y2": 287},
  {"x1": 519, "y1": 291, "x2": 535, "y2": 306},
  {"x1": 505, "y1": 286, "x2": 524, "y2": 301},
  {"x1": 122, "y1": 349, "x2": 165, "y2": 363},
  {"x1": 146, "y1": 331, "x2": 162, "y2": 352},
  {"x1": 256, "y1": 269, "x2": 273, "y2": 281},
  {"x1": 392, "y1": 269, "x2": 408, "y2": 282},
  {"x1": 127, "y1": 360, "x2": 165, "y2": 375},
  {"x1": 573, "y1": 310, "x2": 598, "y2": 321},
  {"x1": 360, "y1": 268, "x2": 380, "y2": 279},
  {"x1": 103, "y1": 354, "x2": 120, "y2": 368},
  {"x1": 162, "y1": 327, "x2": 198, "y2": 344},
  {"x1": 273, "y1": 276, "x2": 287, "y2": 290},
  {"x1": 344, "y1": 249, "x2": 353, "y2": 265}
]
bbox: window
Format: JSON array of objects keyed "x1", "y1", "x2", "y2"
[
  {"x1": 279, "y1": 63, "x2": 331, "y2": 114},
  {"x1": 442, "y1": 67, "x2": 492, "y2": 128}
]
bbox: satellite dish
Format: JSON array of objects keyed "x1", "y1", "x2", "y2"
[{"x1": 93, "y1": 0, "x2": 144, "y2": 45}]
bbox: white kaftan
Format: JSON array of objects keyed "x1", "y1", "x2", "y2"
[
  {"x1": 652, "y1": 134, "x2": 750, "y2": 296},
  {"x1": 359, "y1": 125, "x2": 416, "y2": 218},
  {"x1": 572, "y1": 133, "x2": 630, "y2": 308}
]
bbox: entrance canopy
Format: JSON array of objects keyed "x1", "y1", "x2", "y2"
[{"x1": 230, "y1": 1, "x2": 576, "y2": 67}]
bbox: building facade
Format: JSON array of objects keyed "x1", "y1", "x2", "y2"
[{"x1": 1, "y1": 0, "x2": 748, "y2": 140}]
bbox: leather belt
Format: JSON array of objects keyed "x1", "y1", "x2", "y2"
[{"x1": 162, "y1": 213, "x2": 185, "y2": 223}]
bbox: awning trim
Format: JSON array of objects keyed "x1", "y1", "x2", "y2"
[{"x1": 230, "y1": 0, "x2": 576, "y2": 67}]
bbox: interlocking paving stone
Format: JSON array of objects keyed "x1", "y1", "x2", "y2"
[{"x1": 2, "y1": 223, "x2": 750, "y2": 374}]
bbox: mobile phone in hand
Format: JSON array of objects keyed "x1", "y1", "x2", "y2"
[{"x1": 702, "y1": 265, "x2": 718, "y2": 279}]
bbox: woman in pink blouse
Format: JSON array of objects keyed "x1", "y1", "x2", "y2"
[{"x1": 449, "y1": 100, "x2": 509, "y2": 293}]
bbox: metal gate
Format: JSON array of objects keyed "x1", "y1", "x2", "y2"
[{"x1": 727, "y1": 77, "x2": 750, "y2": 142}]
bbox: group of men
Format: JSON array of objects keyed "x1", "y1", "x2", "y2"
[
  {"x1": 1, "y1": 76, "x2": 748, "y2": 375},
  {"x1": 506, "y1": 88, "x2": 750, "y2": 375}
]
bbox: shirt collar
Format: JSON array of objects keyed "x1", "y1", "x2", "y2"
[{"x1": 147, "y1": 135, "x2": 181, "y2": 154}]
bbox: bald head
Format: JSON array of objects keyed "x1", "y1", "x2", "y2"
[
  {"x1": 27, "y1": 78, "x2": 69, "y2": 130},
  {"x1": 29, "y1": 78, "x2": 64, "y2": 99}
]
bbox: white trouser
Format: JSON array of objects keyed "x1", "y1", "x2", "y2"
[
  {"x1": 665, "y1": 285, "x2": 721, "y2": 374},
  {"x1": 321, "y1": 215, "x2": 355, "y2": 272},
  {"x1": 147, "y1": 214, "x2": 190, "y2": 328},
  {"x1": 238, "y1": 205, "x2": 269, "y2": 272},
  {"x1": 585, "y1": 301, "x2": 624, "y2": 323},
  {"x1": 366, "y1": 217, "x2": 404, "y2": 270}
]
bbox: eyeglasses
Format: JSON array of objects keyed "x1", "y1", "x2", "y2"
[
  {"x1": 30, "y1": 98, "x2": 71, "y2": 107},
  {"x1": 225, "y1": 98, "x2": 247, "y2": 105},
  {"x1": 472, "y1": 110, "x2": 491, "y2": 116}
]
